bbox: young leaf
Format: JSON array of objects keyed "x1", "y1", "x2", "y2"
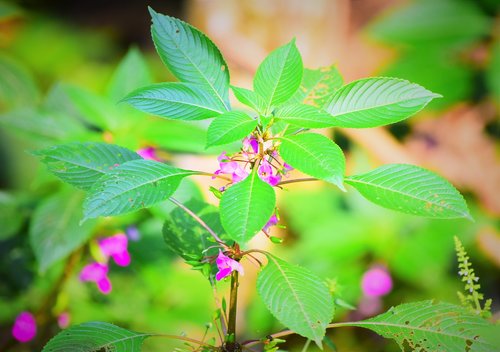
[
  {"x1": 123, "y1": 82, "x2": 226, "y2": 120},
  {"x1": 220, "y1": 170, "x2": 275, "y2": 243},
  {"x1": 343, "y1": 301, "x2": 499, "y2": 352},
  {"x1": 253, "y1": 39, "x2": 303, "y2": 113},
  {"x1": 345, "y1": 164, "x2": 471, "y2": 219},
  {"x1": 84, "y1": 160, "x2": 196, "y2": 220},
  {"x1": 30, "y1": 190, "x2": 95, "y2": 273},
  {"x1": 34, "y1": 142, "x2": 141, "y2": 190},
  {"x1": 287, "y1": 65, "x2": 343, "y2": 107},
  {"x1": 324, "y1": 78, "x2": 441, "y2": 128},
  {"x1": 149, "y1": 8, "x2": 230, "y2": 109},
  {"x1": 279, "y1": 133, "x2": 345, "y2": 190},
  {"x1": 206, "y1": 111, "x2": 257, "y2": 147},
  {"x1": 257, "y1": 255, "x2": 334, "y2": 347},
  {"x1": 42, "y1": 321, "x2": 153, "y2": 352},
  {"x1": 231, "y1": 85, "x2": 266, "y2": 113},
  {"x1": 274, "y1": 104, "x2": 338, "y2": 128}
]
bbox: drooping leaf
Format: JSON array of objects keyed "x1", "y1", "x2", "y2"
[
  {"x1": 257, "y1": 254, "x2": 334, "y2": 347},
  {"x1": 275, "y1": 104, "x2": 338, "y2": 128},
  {"x1": 107, "y1": 47, "x2": 153, "y2": 102},
  {"x1": 34, "y1": 142, "x2": 141, "y2": 190},
  {"x1": 343, "y1": 301, "x2": 499, "y2": 352},
  {"x1": 123, "y1": 82, "x2": 226, "y2": 121},
  {"x1": 30, "y1": 190, "x2": 95, "y2": 273},
  {"x1": 206, "y1": 111, "x2": 257, "y2": 147},
  {"x1": 231, "y1": 85, "x2": 266, "y2": 113},
  {"x1": 287, "y1": 65, "x2": 343, "y2": 107},
  {"x1": 345, "y1": 164, "x2": 471, "y2": 219},
  {"x1": 42, "y1": 321, "x2": 153, "y2": 352},
  {"x1": 279, "y1": 133, "x2": 345, "y2": 190},
  {"x1": 324, "y1": 78, "x2": 440, "y2": 128},
  {"x1": 149, "y1": 8, "x2": 230, "y2": 109},
  {"x1": 84, "y1": 160, "x2": 196, "y2": 220},
  {"x1": 220, "y1": 170, "x2": 276, "y2": 243},
  {"x1": 253, "y1": 39, "x2": 303, "y2": 113}
]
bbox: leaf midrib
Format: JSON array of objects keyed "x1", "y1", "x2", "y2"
[
  {"x1": 263, "y1": 44, "x2": 293, "y2": 113},
  {"x1": 131, "y1": 95, "x2": 224, "y2": 114}
]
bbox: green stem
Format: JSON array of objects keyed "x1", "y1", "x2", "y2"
[
  {"x1": 300, "y1": 339, "x2": 311, "y2": 352},
  {"x1": 277, "y1": 178, "x2": 318, "y2": 186},
  {"x1": 227, "y1": 270, "x2": 239, "y2": 338}
]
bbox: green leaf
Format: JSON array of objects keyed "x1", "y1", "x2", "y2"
[
  {"x1": 231, "y1": 85, "x2": 266, "y2": 113},
  {"x1": 344, "y1": 301, "x2": 499, "y2": 352},
  {"x1": 30, "y1": 190, "x2": 95, "y2": 273},
  {"x1": 42, "y1": 321, "x2": 153, "y2": 352},
  {"x1": 324, "y1": 78, "x2": 440, "y2": 128},
  {"x1": 275, "y1": 104, "x2": 338, "y2": 128},
  {"x1": 253, "y1": 39, "x2": 303, "y2": 112},
  {"x1": 279, "y1": 133, "x2": 345, "y2": 190},
  {"x1": 220, "y1": 170, "x2": 276, "y2": 243},
  {"x1": 287, "y1": 65, "x2": 343, "y2": 107},
  {"x1": 369, "y1": 0, "x2": 491, "y2": 46},
  {"x1": 345, "y1": 164, "x2": 471, "y2": 219},
  {"x1": 0, "y1": 55, "x2": 39, "y2": 110},
  {"x1": 149, "y1": 8, "x2": 230, "y2": 109},
  {"x1": 163, "y1": 198, "x2": 226, "y2": 260},
  {"x1": 34, "y1": 142, "x2": 141, "y2": 190},
  {"x1": 0, "y1": 192, "x2": 25, "y2": 240},
  {"x1": 206, "y1": 111, "x2": 257, "y2": 147},
  {"x1": 257, "y1": 255, "x2": 334, "y2": 346},
  {"x1": 84, "y1": 159, "x2": 195, "y2": 220},
  {"x1": 107, "y1": 47, "x2": 153, "y2": 102},
  {"x1": 487, "y1": 39, "x2": 500, "y2": 104},
  {"x1": 123, "y1": 82, "x2": 225, "y2": 120}
]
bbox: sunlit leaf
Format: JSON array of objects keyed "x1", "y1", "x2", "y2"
[
  {"x1": 345, "y1": 164, "x2": 471, "y2": 219},
  {"x1": 84, "y1": 160, "x2": 196, "y2": 220},
  {"x1": 149, "y1": 7, "x2": 230, "y2": 109},
  {"x1": 231, "y1": 85, "x2": 266, "y2": 113},
  {"x1": 324, "y1": 78, "x2": 440, "y2": 128},
  {"x1": 275, "y1": 104, "x2": 338, "y2": 128},
  {"x1": 257, "y1": 254, "x2": 334, "y2": 347},
  {"x1": 206, "y1": 111, "x2": 257, "y2": 147},
  {"x1": 42, "y1": 321, "x2": 152, "y2": 352},
  {"x1": 220, "y1": 170, "x2": 275, "y2": 243}
]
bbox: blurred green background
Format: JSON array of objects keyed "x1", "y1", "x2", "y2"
[{"x1": 0, "y1": 0, "x2": 499, "y2": 351}]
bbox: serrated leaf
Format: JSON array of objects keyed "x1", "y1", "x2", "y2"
[
  {"x1": 220, "y1": 170, "x2": 276, "y2": 243},
  {"x1": 34, "y1": 142, "x2": 141, "y2": 190},
  {"x1": 324, "y1": 78, "x2": 440, "y2": 128},
  {"x1": 254, "y1": 39, "x2": 303, "y2": 113},
  {"x1": 257, "y1": 255, "x2": 334, "y2": 347},
  {"x1": 123, "y1": 82, "x2": 226, "y2": 120},
  {"x1": 30, "y1": 190, "x2": 95, "y2": 273},
  {"x1": 287, "y1": 65, "x2": 343, "y2": 107},
  {"x1": 107, "y1": 47, "x2": 153, "y2": 102},
  {"x1": 231, "y1": 85, "x2": 266, "y2": 113},
  {"x1": 279, "y1": 133, "x2": 345, "y2": 190},
  {"x1": 275, "y1": 104, "x2": 338, "y2": 128},
  {"x1": 149, "y1": 8, "x2": 230, "y2": 109},
  {"x1": 206, "y1": 111, "x2": 257, "y2": 147},
  {"x1": 344, "y1": 301, "x2": 498, "y2": 352},
  {"x1": 84, "y1": 159, "x2": 196, "y2": 220},
  {"x1": 42, "y1": 321, "x2": 153, "y2": 352},
  {"x1": 345, "y1": 164, "x2": 471, "y2": 219}
]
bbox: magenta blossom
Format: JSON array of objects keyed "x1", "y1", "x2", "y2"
[
  {"x1": 99, "y1": 233, "x2": 131, "y2": 267},
  {"x1": 79, "y1": 262, "x2": 112, "y2": 294},
  {"x1": 263, "y1": 214, "x2": 279, "y2": 233},
  {"x1": 215, "y1": 251, "x2": 244, "y2": 281},
  {"x1": 214, "y1": 152, "x2": 249, "y2": 183},
  {"x1": 12, "y1": 311, "x2": 36, "y2": 343},
  {"x1": 361, "y1": 267, "x2": 393, "y2": 297},
  {"x1": 258, "y1": 159, "x2": 281, "y2": 186},
  {"x1": 57, "y1": 312, "x2": 70, "y2": 329},
  {"x1": 243, "y1": 136, "x2": 259, "y2": 154},
  {"x1": 137, "y1": 146, "x2": 160, "y2": 161}
]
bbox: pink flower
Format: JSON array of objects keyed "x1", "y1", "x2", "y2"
[
  {"x1": 137, "y1": 147, "x2": 160, "y2": 161},
  {"x1": 361, "y1": 267, "x2": 393, "y2": 297},
  {"x1": 215, "y1": 251, "x2": 244, "y2": 281},
  {"x1": 12, "y1": 311, "x2": 36, "y2": 343},
  {"x1": 215, "y1": 152, "x2": 249, "y2": 183},
  {"x1": 99, "y1": 233, "x2": 130, "y2": 266},
  {"x1": 243, "y1": 136, "x2": 259, "y2": 154},
  {"x1": 57, "y1": 312, "x2": 70, "y2": 329},
  {"x1": 263, "y1": 214, "x2": 279, "y2": 233},
  {"x1": 258, "y1": 159, "x2": 281, "y2": 186},
  {"x1": 79, "y1": 262, "x2": 112, "y2": 294}
]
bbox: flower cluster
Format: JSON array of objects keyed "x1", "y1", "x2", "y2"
[{"x1": 79, "y1": 233, "x2": 132, "y2": 294}]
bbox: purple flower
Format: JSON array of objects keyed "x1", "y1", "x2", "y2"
[
  {"x1": 243, "y1": 136, "x2": 259, "y2": 154},
  {"x1": 57, "y1": 312, "x2": 70, "y2": 329},
  {"x1": 12, "y1": 311, "x2": 36, "y2": 343},
  {"x1": 79, "y1": 262, "x2": 112, "y2": 294},
  {"x1": 215, "y1": 152, "x2": 248, "y2": 183},
  {"x1": 215, "y1": 251, "x2": 244, "y2": 281},
  {"x1": 283, "y1": 163, "x2": 293, "y2": 174},
  {"x1": 137, "y1": 147, "x2": 160, "y2": 161},
  {"x1": 126, "y1": 225, "x2": 140, "y2": 241},
  {"x1": 258, "y1": 159, "x2": 281, "y2": 186},
  {"x1": 361, "y1": 267, "x2": 393, "y2": 297},
  {"x1": 263, "y1": 214, "x2": 279, "y2": 233},
  {"x1": 99, "y1": 233, "x2": 130, "y2": 267}
]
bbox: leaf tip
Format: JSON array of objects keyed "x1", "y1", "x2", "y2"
[{"x1": 147, "y1": 6, "x2": 158, "y2": 18}]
